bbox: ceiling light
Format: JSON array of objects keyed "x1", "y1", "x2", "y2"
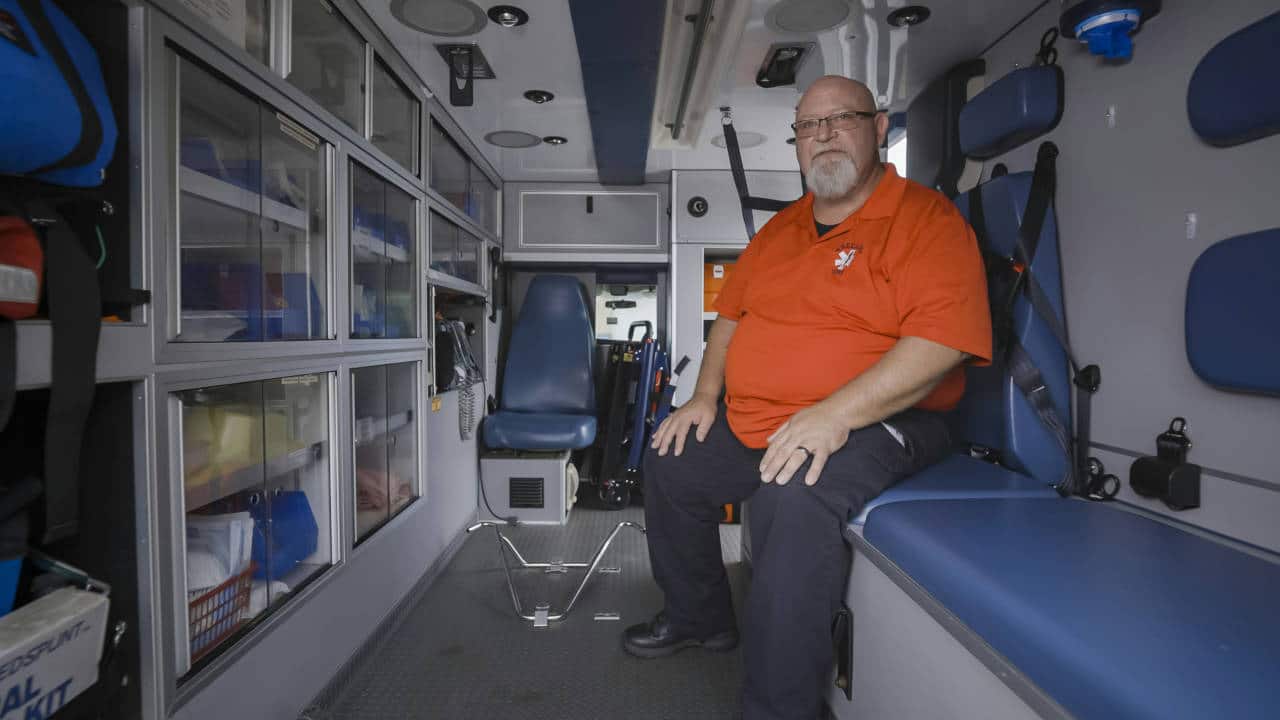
[
  {"x1": 485, "y1": 130, "x2": 541, "y2": 148},
  {"x1": 756, "y1": 42, "x2": 815, "y2": 88},
  {"x1": 524, "y1": 89, "x2": 554, "y2": 104},
  {"x1": 487, "y1": 5, "x2": 528, "y2": 28},
  {"x1": 542, "y1": 136, "x2": 567, "y2": 145},
  {"x1": 436, "y1": 44, "x2": 496, "y2": 79},
  {"x1": 391, "y1": 0, "x2": 488, "y2": 37},
  {"x1": 887, "y1": 6, "x2": 931, "y2": 28}
]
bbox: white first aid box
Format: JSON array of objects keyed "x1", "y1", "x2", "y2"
[{"x1": 0, "y1": 588, "x2": 109, "y2": 719}]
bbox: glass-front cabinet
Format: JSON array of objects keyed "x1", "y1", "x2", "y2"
[
  {"x1": 352, "y1": 363, "x2": 419, "y2": 542},
  {"x1": 177, "y1": 56, "x2": 329, "y2": 343},
  {"x1": 287, "y1": 0, "x2": 365, "y2": 134},
  {"x1": 178, "y1": 373, "x2": 334, "y2": 673},
  {"x1": 429, "y1": 211, "x2": 482, "y2": 288},
  {"x1": 351, "y1": 163, "x2": 418, "y2": 339},
  {"x1": 371, "y1": 56, "x2": 420, "y2": 176},
  {"x1": 429, "y1": 120, "x2": 469, "y2": 211},
  {"x1": 429, "y1": 119, "x2": 498, "y2": 235}
]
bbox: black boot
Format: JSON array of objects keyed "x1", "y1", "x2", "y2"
[{"x1": 622, "y1": 611, "x2": 739, "y2": 659}]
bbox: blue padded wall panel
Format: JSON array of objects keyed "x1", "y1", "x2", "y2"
[
  {"x1": 1185, "y1": 229, "x2": 1280, "y2": 395},
  {"x1": 1187, "y1": 11, "x2": 1280, "y2": 147},
  {"x1": 501, "y1": 275, "x2": 596, "y2": 415},
  {"x1": 959, "y1": 65, "x2": 1062, "y2": 160},
  {"x1": 951, "y1": 173, "x2": 1071, "y2": 485},
  {"x1": 567, "y1": 0, "x2": 665, "y2": 186}
]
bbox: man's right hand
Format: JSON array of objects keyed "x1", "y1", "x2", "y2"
[{"x1": 650, "y1": 394, "x2": 718, "y2": 457}]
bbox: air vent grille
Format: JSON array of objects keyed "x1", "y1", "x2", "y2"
[{"x1": 509, "y1": 477, "x2": 544, "y2": 509}]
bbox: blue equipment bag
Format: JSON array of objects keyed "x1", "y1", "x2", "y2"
[
  {"x1": 0, "y1": 0, "x2": 118, "y2": 186},
  {"x1": 249, "y1": 490, "x2": 318, "y2": 582}
]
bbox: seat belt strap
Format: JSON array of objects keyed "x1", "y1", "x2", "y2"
[
  {"x1": 721, "y1": 108, "x2": 799, "y2": 242},
  {"x1": 31, "y1": 202, "x2": 101, "y2": 543},
  {"x1": 1010, "y1": 142, "x2": 1058, "y2": 272},
  {"x1": 1008, "y1": 341, "x2": 1077, "y2": 495},
  {"x1": 723, "y1": 116, "x2": 761, "y2": 238}
]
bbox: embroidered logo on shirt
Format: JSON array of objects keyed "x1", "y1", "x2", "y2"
[{"x1": 833, "y1": 243, "x2": 861, "y2": 274}]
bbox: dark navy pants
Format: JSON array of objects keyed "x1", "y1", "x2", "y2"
[{"x1": 642, "y1": 407, "x2": 950, "y2": 720}]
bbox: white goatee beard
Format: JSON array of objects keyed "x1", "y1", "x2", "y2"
[{"x1": 806, "y1": 153, "x2": 859, "y2": 199}]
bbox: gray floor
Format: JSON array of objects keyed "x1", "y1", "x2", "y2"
[{"x1": 326, "y1": 507, "x2": 748, "y2": 719}]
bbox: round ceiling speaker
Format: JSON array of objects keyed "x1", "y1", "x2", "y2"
[
  {"x1": 765, "y1": 0, "x2": 851, "y2": 34},
  {"x1": 711, "y1": 131, "x2": 767, "y2": 149},
  {"x1": 391, "y1": 0, "x2": 488, "y2": 37},
  {"x1": 484, "y1": 130, "x2": 542, "y2": 148}
]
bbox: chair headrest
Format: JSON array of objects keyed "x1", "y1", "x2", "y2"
[
  {"x1": 1187, "y1": 11, "x2": 1280, "y2": 147},
  {"x1": 502, "y1": 275, "x2": 596, "y2": 414},
  {"x1": 1185, "y1": 229, "x2": 1280, "y2": 396},
  {"x1": 959, "y1": 65, "x2": 1063, "y2": 159}
]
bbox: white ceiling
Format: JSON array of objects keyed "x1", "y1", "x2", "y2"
[{"x1": 359, "y1": 0, "x2": 1049, "y2": 183}]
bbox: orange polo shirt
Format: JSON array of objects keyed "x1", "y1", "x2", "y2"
[{"x1": 714, "y1": 164, "x2": 992, "y2": 448}]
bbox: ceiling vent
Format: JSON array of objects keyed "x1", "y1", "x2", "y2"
[
  {"x1": 764, "y1": 0, "x2": 851, "y2": 34},
  {"x1": 391, "y1": 0, "x2": 488, "y2": 37},
  {"x1": 485, "y1": 130, "x2": 542, "y2": 148}
]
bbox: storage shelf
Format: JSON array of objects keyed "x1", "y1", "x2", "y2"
[
  {"x1": 428, "y1": 271, "x2": 485, "y2": 298},
  {"x1": 181, "y1": 166, "x2": 308, "y2": 231},
  {"x1": 354, "y1": 410, "x2": 413, "y2": 446},
  {"x1": 185, "y1": 441, "x2": 325, "y2": 511},
  {"x1": 352, "y1": 228, "x2": 411, "y2": 264}
]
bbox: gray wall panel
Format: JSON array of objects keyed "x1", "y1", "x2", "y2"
[
  {"x1": 979, "y1": 1, "x2": 1280, "y2": 543},
  {"x1": 504, "y1": 182, "x2": 670, "y2": 256},
  {"x1": 673, "y1": 170, "x2": 803, "y2": 244},
  {"x1": 831, "y1": 550, "x2": 1045, "y2": 720}
]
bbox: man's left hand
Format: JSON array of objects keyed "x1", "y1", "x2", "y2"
[{"x1": 760, "y1": 403, "x2": 850, "y2": 486}]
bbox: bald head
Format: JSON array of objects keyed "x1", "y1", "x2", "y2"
[
  {"x1": 797, "y1": 76, "x2": 877, "y2": 117},
  {"x1": 793, "y1": 75, "x2": 888, "y2": 203}
]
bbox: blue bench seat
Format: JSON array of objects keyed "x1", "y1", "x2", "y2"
[
  {"x1": 864, "y1": 499, "x2": 1280, "y2": 719},
  {"x1": 849, "y1": 454, "x2": 1057, "y2": 526}
]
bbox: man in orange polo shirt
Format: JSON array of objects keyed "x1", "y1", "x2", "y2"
[{"x1": 623, "y1": 76, "x2": 992, "y2": 719}]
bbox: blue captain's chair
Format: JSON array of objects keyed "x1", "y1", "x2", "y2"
[
  {"x1": 483, "y1": 275, "x2": 597, "y2": 451},
  {"x1": 472, "y1": 275, "x2": 643, "y2": 627}
]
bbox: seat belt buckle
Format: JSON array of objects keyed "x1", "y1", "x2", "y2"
[
  {"x1": 1074, "y1": 364, "x2": 1101, "y2": 393},
  {"x1": 969, "y1": 444, "x2": 1004, "y2": 465}
]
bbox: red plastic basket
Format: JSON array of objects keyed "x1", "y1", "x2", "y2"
[{"x1": 188, "y1": 563, "x2": 254, "y2": 663}]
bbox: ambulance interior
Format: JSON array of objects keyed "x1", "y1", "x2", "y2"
[{"x1": 0, "y1": 1, "x2": 1277, "y2": 719}]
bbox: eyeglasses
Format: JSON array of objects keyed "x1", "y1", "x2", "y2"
[{"x1": 790, "y1": 110, "x2": 878, "y2": 138}]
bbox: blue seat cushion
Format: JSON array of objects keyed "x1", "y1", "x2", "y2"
[
  {"x1": 1187, "y1": 11, "x2": 1280, "y2": 146},
  {"x1": 483, "y1": 411, "x2": 597, "y2": 451},
  {"x1": 849, "y1": 454, "x2": 1057, "y2": 526},
  {"x1": 864, "y1": 499, "x2": 1280, "y2": 720},
  {"x1": 1185, "y1": 228, "x2": 1280, "y2": 395}
]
